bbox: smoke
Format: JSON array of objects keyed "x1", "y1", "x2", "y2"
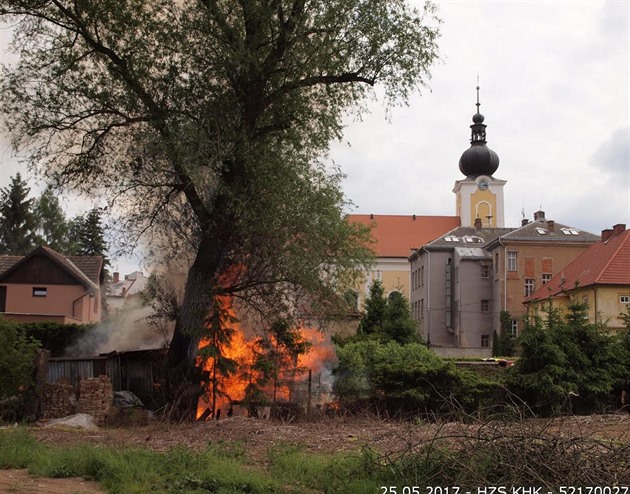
[{"x1": 64, "y1": 297, "x2": 174, "y2": 357}]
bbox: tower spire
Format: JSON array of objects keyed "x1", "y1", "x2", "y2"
[
  {"x1": 476, "y1": 74, "x2": 480, "y2": 114},
  {"x1": 458, "y1": 83, "x2": 499, "y2": 177}
]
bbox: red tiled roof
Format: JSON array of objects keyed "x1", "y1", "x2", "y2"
[
  {"x1": 527, "y1": 228, "x2": 630, "y2": 301},
  {"x1": 348, "y1": 214, "x2": 460, "y2": 258}
]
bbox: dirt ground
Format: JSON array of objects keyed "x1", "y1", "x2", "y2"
[{"x1": 2, "y1": 413, "x2": 630, "y2": 493}]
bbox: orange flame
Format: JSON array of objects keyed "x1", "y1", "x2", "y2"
[{"x1": 195, "y1": 296, "x2": 337, "y2": 420}]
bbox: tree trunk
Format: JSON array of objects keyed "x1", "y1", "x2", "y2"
[{"x1": 165, "y1": 234, "x2": 229, "y2": 420}]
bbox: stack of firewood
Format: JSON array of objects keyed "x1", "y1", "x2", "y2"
[
  {"x1": 41, "y1": 382, "x2": 76, "y2": 418},
  {"x1": 78, "y1": 375, "x2": 113, "y2": 426}
]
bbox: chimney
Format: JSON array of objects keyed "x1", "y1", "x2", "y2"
[
  {"x1": 547, "y1": 220, "x2": 555, "y2": 232},
  {"x1": 534, "y1": 210, "x2": 545, "y2": 221},
  {"x1": 521, "y1": 218, "x2": 529, "y2": 226},
  {"x1": 601, "y1": 229, "x2": 613, "y2": 242},
  {"x1": 370, "y1": 213, "x2": 374, "y2": 220},
  {"x1": 474, "y1": 217, "x2": 482, "y2": 230},
  {"x1": 612, "y1": 223, "x2": 626, "y2": 237},
  {"x1": 122, "y1": 287, "x2": 127, "y2": 297},
  {"x1": 413, "y1": 214, "x2": 416, "y2": 220},
  {"x1": 113, "y1": 272, "x2": 119, "y2": 283}
]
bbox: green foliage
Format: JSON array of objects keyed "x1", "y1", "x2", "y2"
[
  {"x1": 357, "y1": 280, "x2": 420, "y2": 344},
  {"x1": 15, "y1": 322, "x2": 96, "y2": 357},
  {"x1": 0, "y1": 318, "x2": 40, "y2": 400},
  {"x1": 0, "y1": 0, "x2": 439, "y2": 367},
  {"x1": 34, "y1": 187, "x2": 71, "y2": 253},
  {"x1": 357, "y1": 279, "x2": 387, "y2": 336},
  {"x1": 493, "y1": 310, "x2": 516, "y2": 357},
  {"x1": 334, "y1": 339, "x2": 500, "y2": 416},
  {"x1": 0, "y1": 173, "x2": 38, "y2": 255},
  {"x1": 383, "y1": 291, "x2": 421, "y2": 344},
  {"x1": 508, "y1": 301, "x2": 628, "y2": 415},
  {"x1": 250, "y1": 319, "x2": 311, "y2": 403}
]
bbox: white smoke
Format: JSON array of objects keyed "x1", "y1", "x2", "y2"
[{"x1": 64, "y1": 297, "x2": 174, "y2": 357}]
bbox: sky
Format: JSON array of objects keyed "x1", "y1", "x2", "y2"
[
  {"x1": 0, "y1": 1, "x2": 628, "y2": 275},
  {"x1": 334, "y1": 1, "x2": 629, "y2": 231}
]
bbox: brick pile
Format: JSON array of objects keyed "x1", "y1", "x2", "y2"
[
  {"x1": 41, "y1": 382, "x2": 76, "y2": 419},
  {"x1": 78, "y1": 375, "x2": 113, "y2": 426}
]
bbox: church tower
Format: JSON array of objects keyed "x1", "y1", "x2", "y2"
[{"x1": 453, "y1": 87, "x2": 506, "y2": 227}]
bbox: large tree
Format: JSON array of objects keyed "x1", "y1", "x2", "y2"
[{"x1": 0, "y1": 1, "x2": 440, "y2": 377}]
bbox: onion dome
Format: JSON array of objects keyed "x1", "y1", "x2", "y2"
[{"x1": 459, "y1": 86, "x2": 500, "y2": 177}]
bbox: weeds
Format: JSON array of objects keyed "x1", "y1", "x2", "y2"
[{"x1": 1, "y1": 412, "x2": 630, "y2": 493}]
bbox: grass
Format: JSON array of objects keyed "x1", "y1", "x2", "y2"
[
  {"x1": 3, "y1": 421, "x2": 628, "y2": 493},
  {"x1": 0, "y1": 429, "x2": 430, "y2": 493}
]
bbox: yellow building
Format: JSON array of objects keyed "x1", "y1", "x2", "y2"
[
  {"x1": 347, "y1": 214, "x2": 460, "y2": 305},
  {"x1": 525, "y1": 224, "x2": 630, "y2": 329}
]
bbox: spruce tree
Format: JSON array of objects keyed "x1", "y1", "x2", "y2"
[
  {"x1": 34, "y1": 186, "x2": 70, "y2": 253},
  {"x1": 73, "y1": 208, "x2": 108, "y2": 258},
  {"x1": 0, "y1": 173, "x2": 38, "y2": 255},
  {"x1": 382, "y1": 291, "x2": 420, "y2": 344},
  {"x1": 357, "y1": 280, "x2": 387, "y2": 336}
]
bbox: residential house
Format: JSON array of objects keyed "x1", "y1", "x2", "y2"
[
  {"x1": 525, "y1": 224, "x2": 630, "y2": 329},
  {"x1": 0, "y1": 246, "x2": 103, "y2": 324},
  {"x1": 107, "y1": 270, "x2": 149, "y2": 313}
]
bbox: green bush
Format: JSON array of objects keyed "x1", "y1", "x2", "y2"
[
  {"x1": 15, "y1": 321, "x2": 96, "y2": 357},
  {"x1": 0, "y1": 317, "x2": 40, "y2": 402},
  {"x1": 334, "y1": 339, "x2": 502, "y2": 417},
  {"x1": 507, "y1": 301, "x2": 628, "y2": 416}
]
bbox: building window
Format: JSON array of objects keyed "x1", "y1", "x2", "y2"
[
  {"x1": 481, "y1": 335, "x2": 490, "y2": 348},
  {"x1": 481, "y1": 299, "x2": 490, "y2": 312},
  {"x1": 621, "y1": 295, "x2": 630, "y2": 304},
  {"x1": 420, "y1": 265, "x2": 424, "y2": 286},
  {"x1": 510, "y1": 319, "x2": 518, "y2": 338},
  {"x1": 481, "y1": 265, "x2": 490, "y2": 279},
  {"x1": 420, "y1": 298, "x2": 424, "y2": 319},
  {"x1": 524, "y1": 278, "x2": 535, "y2": 297},
  {"x1": 33, "y1": 287, "x2": 47, "y2": 297},
  {"x1": 542, "y1": 273, "x2": 552, "y2": 284},
  {"x1": 507, "y1": 251, "x2": 518, "y2": 272}
]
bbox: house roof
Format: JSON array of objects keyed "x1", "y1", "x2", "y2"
[
  {"x1": 500, "y1": 217, "x2": 599, "y2": 243},
  {"x1": 424, "y1": 226, "x2": 514, "y2": 250},
  {"x1": 0, "y1": 246, "x2": 102, "y2": 290},
  {"x1": 526, "y1": 227, "x2": 630, "y2": 302},
  {"x1": 348, "y1": 214, "x2": 460, "y2": 258}
]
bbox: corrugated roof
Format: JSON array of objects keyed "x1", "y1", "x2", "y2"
[
  {"x1": 348, "y1": 214, "x2": 460, "y2": 257},
  {"x1": 527, "y1": 228, "x2": 630, "y2": 301}
]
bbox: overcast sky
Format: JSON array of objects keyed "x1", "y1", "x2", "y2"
[
  {"x1": 0, "y1": 1, "x2": 628, "y2": 274},
  {"x1": 334, "y1": 0, "x2": 629, "y2": 233}
]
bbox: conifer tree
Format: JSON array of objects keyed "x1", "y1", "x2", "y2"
[
  {"x1": 383, "y1": 291, "x2": 420, "y2": 345},
  {"x1": 0, "y1": 173, "x2": 38, "y2": 255},
  {"x1": 357, "y1": 280, "x2": 387, "y2": 336},
  {"x1": 34, "y1": 186, "x2": 70, "y2": 253},
  {"x1": 71, "y1": 208, "x2": 108, "y2": 259}
]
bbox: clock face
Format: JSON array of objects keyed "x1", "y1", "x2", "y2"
[{"x1": 477, "y1": 178, "x2": 489, "y2": 191}]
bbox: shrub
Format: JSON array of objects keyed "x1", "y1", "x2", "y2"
[{"x1": 0, "y1": 317, "x2": 40, "y2": 402}]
